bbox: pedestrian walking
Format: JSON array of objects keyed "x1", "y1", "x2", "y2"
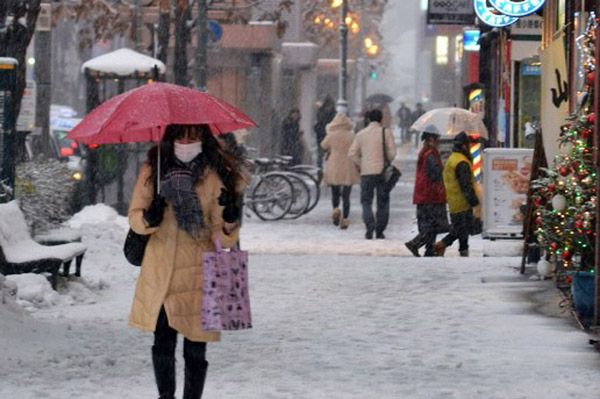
[
  {"x1": 396, "y1": 102, "x2": 413, "y2": 143},
  {"x1": 127, "y1": 124, "x2": 246, "y2": 399},
  {"x1": 404, "y1": 127, "x2": 449, "y2": 257},
  {"x1": 280, "y1": 108, "x2": 305, "y2": 165},
  {"x1": 410, "y1": 102, "x2": 426, "y2": 146},
  {"x1": 321, "y1": 112, "x2": 360, "y2": 229},
  {"x1": 434, "y1": 132, "x2": 479, "y2": 257},
  {"x1": 314, "y1": 96, "x2": 337, "y2": 169},
  {"x1": 348, "y1": 109, "x2": 397, "y2": 239}
]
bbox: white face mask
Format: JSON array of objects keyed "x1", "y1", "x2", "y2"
[{"x1": 174, "y1": 142, "x2": 202, "y2": 163}]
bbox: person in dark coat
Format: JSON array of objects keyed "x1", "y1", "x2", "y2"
[
  {"x1": 396, "y1": 102, "x2": 413, "y2": 143},
  {"x1": 280, "y1": 108, "x2": 304, "y2": 165},
  {"x1": 410, "y1": 102, "x2": 426, "y2": 147},
  {"x1": 314, "y1": 96, "x2": 337, "y2": 168},
  {"x1": 434, "y1": 132, "x2": 479, "y2": 257},
  {"x1": 404, "y1": 127, "x2": 448, "y2": 257}
]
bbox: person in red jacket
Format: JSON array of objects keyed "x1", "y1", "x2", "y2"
[{"x1": 404, "y1": 127, "x2": 449, "y2": 256}]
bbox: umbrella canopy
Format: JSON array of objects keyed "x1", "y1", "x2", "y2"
[
  {"x1": 67, "y1": 82, "x2": 257, "y2": 144},
  {"x1": 410, "y1": 107, "x2": 488, "y2": 139}
]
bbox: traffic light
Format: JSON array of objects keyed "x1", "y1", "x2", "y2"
[{"x1": 369, "y1": 64, "x2": 378, "y2": 80}]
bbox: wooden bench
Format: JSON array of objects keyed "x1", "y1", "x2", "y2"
[{"x1": 0, "y1": 201, "x2": 87, "y2": 289}]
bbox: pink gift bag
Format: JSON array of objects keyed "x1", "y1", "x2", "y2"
[{"x1": 201, "y1": 236, "x2": 252, "y2": 331}]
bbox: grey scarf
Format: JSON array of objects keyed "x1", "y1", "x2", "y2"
[{"x1": 161, "y1": 162, "x2": 204, "y2": 238}]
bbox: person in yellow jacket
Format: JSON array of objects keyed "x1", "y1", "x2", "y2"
[
  {"x1": 128, "y1": 124, "x2": 247, "y2": 399},
  {"x1": 434, "y1": 132, "x2": 479, "y2": 257}
]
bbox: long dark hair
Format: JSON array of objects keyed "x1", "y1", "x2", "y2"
[{"x1": 146, "y1": 124, "x2": 245, "y2": 194}]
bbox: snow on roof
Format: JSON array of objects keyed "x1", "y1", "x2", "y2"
[
  {"x1": 81, "y1": 48, "x2": 166, "y2": 76},
  {"x1": 0, "y1": 57, "x2": 19, "y2": 65}
]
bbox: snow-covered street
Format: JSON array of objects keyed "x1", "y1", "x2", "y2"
[{"x1": 1, "y1": 143, "x2": 600, "y2": 398}]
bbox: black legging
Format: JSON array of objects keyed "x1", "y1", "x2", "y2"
[
  {"x1": 154, "y1": 307, "x2": 207, "y2": 365},
  {"x1": 331, "y1": 185, "x2": 352, "y2": 218}
]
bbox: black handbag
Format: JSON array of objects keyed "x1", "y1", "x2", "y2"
[
  {"x1": 381, "y1": 128, "x2": 401, "y2": 191},
  {"x1": 123, "y1": 228, "x2": 150, "y2": 266},
  {"x1": 124, "y1": 183, "x2": 158, "y2": 267}
]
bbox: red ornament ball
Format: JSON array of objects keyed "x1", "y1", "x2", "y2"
[
  {"x1": 562, "y1": 250, "x2": 572, "y2": 261},
  {"x1": 547, "y1": 183, "x2": 556, "y2": 192},
  {"x1": 588, "y1": 113, "x2": 596, "y2": 124},
  {"x1": 581, "y1": 129, "x2": 591, "y2": 139},
  {"x1": 559, "y1": 166, "x2": 569, "y2": 176},
  {"x1": 551, "y1": 242, "x2": 558, "y2": 251},
  {"x1": 587, "y1": 71, "x2": 596, "y2": 85}
]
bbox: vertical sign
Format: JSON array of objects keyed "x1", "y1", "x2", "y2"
[
  {"x1": 540, "y1": 34, "x2": 569, "y2": 164},
  {"x1": 17, "y1": 80, "x2": 36, "y2": 131}
]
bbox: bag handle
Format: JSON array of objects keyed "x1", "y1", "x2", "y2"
[
  {"x1": 381, "y1": 128, "x2": 390, "y2": 169},
  {"x1": 213, "y1": 233, "x2": 241, "y2": 253}
]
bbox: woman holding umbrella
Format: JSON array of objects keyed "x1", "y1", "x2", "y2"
[{"x1": 128, "y1": 124, "x2": 246, "y2": 399}]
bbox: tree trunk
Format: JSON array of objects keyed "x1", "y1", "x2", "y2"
[
  {"x1": 174, "y1": 0, "x2": 189, "y2": 86},
  {"x1": 0, "y1": 1, "x2": 42, "y2": 120},
  {"x1": 157, "y1": 0, "x2": 171, "y2": 65}
]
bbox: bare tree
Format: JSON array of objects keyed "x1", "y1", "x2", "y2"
[{"x1": 0, "y1": 0, "x2": 42, "y2": 119}]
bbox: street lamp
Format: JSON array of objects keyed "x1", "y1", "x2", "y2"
[{"x1": 337, "y1": 0, "x2": 349, "y2": 113}]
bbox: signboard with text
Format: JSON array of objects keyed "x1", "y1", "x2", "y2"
[
  {"x1": 482, "y1": 148, "x2": 534, "y2": 238},
  {"x1": 427, "y1": 0, "x2": 475, "y2": 25}
]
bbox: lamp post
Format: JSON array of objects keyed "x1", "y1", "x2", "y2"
[{"x1": 337, "y1": 0, "x2": 349, "y2": 113}]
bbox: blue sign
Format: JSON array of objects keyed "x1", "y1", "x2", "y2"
[
  {"x1": 474, "y1": 0, "x2": 519, "y2": 27},
  {"x1": 208, "y1": 20, "x2": 223, "y2": 44},
  {"x1": 489, "y1": 0, "x2": 546, "y2": 17},
  {"x1": 463, "y1": 29, "x2": 481, "y2": 51}
]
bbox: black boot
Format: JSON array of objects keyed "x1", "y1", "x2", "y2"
[
  {"x1": 183, "y1": 360, "x2": 208, "y2": 399},
  {"x1": 152, "y1": 346, "x2": 176, "y2": 399},
  {"x1": 183, "y1": 341, "x2": 208, "y2": 399}
]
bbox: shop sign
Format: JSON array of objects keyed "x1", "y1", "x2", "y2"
[
  {"x1": 489, "y1": 0, "x2": 546, "y2": 18},
  {"x1": 427, "y1": 0, "x2": 475, "y2": 25},
  {"x1": 473, "y1": 0, "x2": 519, "y2": 27}
]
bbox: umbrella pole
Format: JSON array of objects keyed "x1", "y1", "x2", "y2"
[{"x1": 157, "y1": 143, "x2": 161, "y2": 195}]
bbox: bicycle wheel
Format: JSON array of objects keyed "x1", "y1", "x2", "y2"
[
  {"x1": 281, "y1": 172, "x2": 311, "y2": 219},
  {"x1": 249, "y1": 173, "x2": 294, "y2": 221},
  {"x1": 289, "y1": 170, "x2": 320, "y2": 214}
]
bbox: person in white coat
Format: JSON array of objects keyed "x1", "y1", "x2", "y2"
[
  {"x1": 348, "y1": 109, "x2": 397, "y2": 239},
  {"x1": 321, "y1": 112, "x2": 360, "y2": 229}
]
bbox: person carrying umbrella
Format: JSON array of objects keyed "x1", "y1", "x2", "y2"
[
  {"x1": 434, "y1": 132, "x2": 480, "y2": 257},
  {"x1": 405, "y1": 126, "x2": 448, "y2": 257},
  {"x1": 128, "y1": 124, "x2": 247, "y2": 399}
]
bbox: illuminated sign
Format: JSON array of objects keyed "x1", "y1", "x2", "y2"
[
  {"x1": 463, "y1": 29, "x2": 481, "y2": 51},
  {"x1": 473, "y1": 0, "x2": 519, "y2": 27},
  {"x1": 489, "y1": 0, "x2": 546, "y2": 17}
]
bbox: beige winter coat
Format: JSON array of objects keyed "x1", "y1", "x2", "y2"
[
  {"x1": 348, "y1": 121, "x2": 397, "y2": 176},
  {"x1": 321, "y1": 113, "x2": 360, "y2": 186},
  {"x1": 128, "y1": 163, "x2": 240, "y2": 342}
]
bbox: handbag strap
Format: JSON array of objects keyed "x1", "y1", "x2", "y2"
[{"x1": 381, "y1": 128, "x2": 390, "y2": 168}]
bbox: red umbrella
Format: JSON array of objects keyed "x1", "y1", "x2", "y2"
[{"x1": 67, "y1": 82, "x2": 257, "y2": 144}]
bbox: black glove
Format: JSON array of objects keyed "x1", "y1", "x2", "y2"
[
  {"x1": 218, "y1": 188, "x2": 240, "y2": 223},
  {"x1": 143, "y1": 195, "x2": 167, "y2": 227}
]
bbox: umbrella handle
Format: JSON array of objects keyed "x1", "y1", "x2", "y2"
[{"x1": 157, "y1": 143, "x2": 161, "y2": 195}]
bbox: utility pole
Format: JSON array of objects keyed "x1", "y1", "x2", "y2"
[
  {"x1": 195, "y1": 0, "x2": 208, "y2": 91},
  {"x1": 337, "y1": 0, "x2": 349, "y2": 113},
  {"x1": 34, "y1": 1, "x2": 52, "y2": 157},
  {"x1": 353, "y1": 0, "x2": 366, "y2": 122}
]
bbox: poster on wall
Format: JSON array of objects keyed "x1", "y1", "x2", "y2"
[
  {"x1": 482, "y1": 148, "x2": 533, "y2": 238},
  {"x1": 540, "y1": 33, "x2": 569, "y2": 165}
]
